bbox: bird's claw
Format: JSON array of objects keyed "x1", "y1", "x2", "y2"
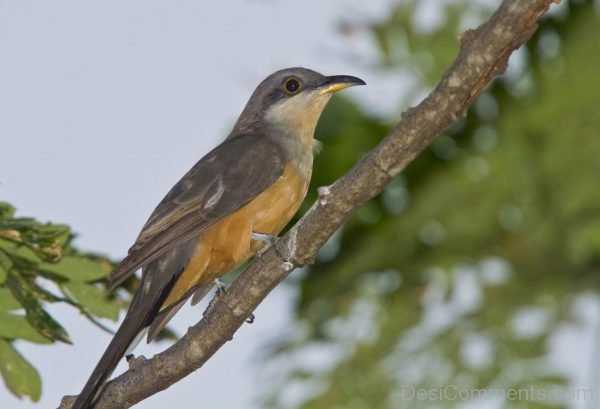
[
  {"x1": 251, "y1": 232, "x2": 280, "y2": 257},
  {"x1": 252, "y1": 231, "x2": 290, "y2": 261},
  {"x1": 203, "y1": 279, "x2": 227, "y2": 317},
  {"x1": 214, "y1": 278, "x2": 228, "y2": 296},
  {"x1": 202, "y1": 279, "x2": 256, "y2": 324}
]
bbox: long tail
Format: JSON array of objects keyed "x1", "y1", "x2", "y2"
[
  {"x1": 72, "y1": 242, "x2": 192, "y2": 408},
  {"x1": 72, "y1": 265, "x2": 174, "y2": 409},
  {"x1": 71, "y1": 308, "x2": 150, "y2": 409}
]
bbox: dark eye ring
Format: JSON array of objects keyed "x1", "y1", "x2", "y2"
[{"x1": 285, "y1": 78, "x2": 301, "y2": 94}]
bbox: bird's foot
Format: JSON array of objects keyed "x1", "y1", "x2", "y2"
[
  {"x1": 214, "y1": 278, "x2": 228, "y2": 297},
  {"x1": 203, "y1": 279, "x2": 255, "y2": 323},
  {"x1": 251, "y1": 231, "x2": 297, "y2": 275},
  {"x1": 252, "y1": 231, "x2": 289, "y2": 261},
  {"x1": 203, "y1": 279, "x2": 227, "y2": 316},
  {"x1": 251, "y1": 232, "x2": 279, "y2": 257}
]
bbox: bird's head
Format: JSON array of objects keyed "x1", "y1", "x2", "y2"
[{"x1": 232, "y1": 67, "x2": 365, "y2": 139}]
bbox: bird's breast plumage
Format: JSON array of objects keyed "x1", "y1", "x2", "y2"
[{"x1": 160, "y1": 163, "x2": 309, "y2": 309}]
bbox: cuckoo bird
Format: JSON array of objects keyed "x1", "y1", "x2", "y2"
[{"x1": 71, "y1": 67, "x2": 365, "y2": 408}]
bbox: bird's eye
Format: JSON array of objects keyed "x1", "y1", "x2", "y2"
[{"x1": 284, "y1": 78, "x2": 301, "y2": 94}]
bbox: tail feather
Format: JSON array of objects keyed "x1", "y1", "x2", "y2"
[
  {"x1": 71, "y1": 271, "x2": 167, "y2": 409},
  {"x1": 74, "y1": 241, "x2": 192, "y2": 408},
  {"x1": 71, "y1": 312, "x2": 149, "y2": 409}
]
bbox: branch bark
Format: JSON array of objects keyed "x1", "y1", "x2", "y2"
[{"x1": 60, "y1": 0, "x2": 559, "y2": 407}]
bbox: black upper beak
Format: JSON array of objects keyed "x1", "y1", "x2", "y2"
[{"x1": 319, "y1": 75, "x2": 366, "y2": 94}]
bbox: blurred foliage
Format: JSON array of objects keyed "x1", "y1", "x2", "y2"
[
  {"x1": 0, "y1": 202, "x2": 130, "y2": 401},
  {"x1": 265, "y1": 1, "x2": 600, "y2": 409}
]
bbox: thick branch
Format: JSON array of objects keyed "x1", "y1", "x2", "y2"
[{"x1": 60, "y1": 0, "x2": 558, "y2": 407}]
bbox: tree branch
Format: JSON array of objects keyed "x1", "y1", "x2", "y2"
[{"x1": 60, "y1": 0, "x2": 559, "y2": 407}]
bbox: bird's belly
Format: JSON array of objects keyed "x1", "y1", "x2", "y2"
[{"x1": 161, "y1": 164, "x2": 308, "y2": 309}]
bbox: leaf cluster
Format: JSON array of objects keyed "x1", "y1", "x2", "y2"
[{"x1": 0, "y1": 202, "x2": 128, "y2": 401}]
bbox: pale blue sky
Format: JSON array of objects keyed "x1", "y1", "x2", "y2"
[{"x1": 0, "y1": 1, "x2": 396, "y2": 408}]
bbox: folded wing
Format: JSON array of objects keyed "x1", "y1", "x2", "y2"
[{"x1": 107, "y1": 133, "x2": 285, "y2": 290}]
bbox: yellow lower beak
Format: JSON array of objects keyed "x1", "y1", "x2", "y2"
[
  {"x1": 319, "y1": 83, "x2": 355, "y2": 95},
  {"x1": 318, "y1": 75, "x2": 366, "y2": 95}
]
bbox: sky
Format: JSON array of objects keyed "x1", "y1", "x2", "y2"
[
  {"x1": 0, "y1": 1, "x2": 596, "y2": 409},
  {"x1": 0, "y1": 1, "x2": 397, "y2": 408}
]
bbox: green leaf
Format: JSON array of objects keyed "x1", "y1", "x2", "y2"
[
  {"x1": 5, "y1": 273, "x2": 71, "y2": 344},
  {"x1": 0, "y1": 339, "x2": 42, "y2": 401},
  {"x1": 39, "y1": 256, "x2": 111, "y2": 282},
  {"x1": 0, "y1": 289, "x2": 21, "y2": 312},
  {"x1": 0, "y1": 248, "x2": 14, "y2": 270},
  {"x1": 0, "y1": 314, "x2": 52, "y2": 344},
  {"x1": 0, "y1": 202, "x2": 16, "y2": 220},
  {"x1": 64, "y1": 282, "x2": 120, "y2": 321},
  {"x1": 0, "y1": 241, "x2": 38, "y2": 264},
  {"x1": 25, "y1": 279, "x2": 65, "y2": 304}
]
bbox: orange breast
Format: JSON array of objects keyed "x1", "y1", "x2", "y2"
[{"x1": 161, "y1": 164, "x2": 308, "y2": 310}]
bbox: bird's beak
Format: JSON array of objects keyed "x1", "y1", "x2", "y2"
[{"x1": 318, "y1": 75, "x2": 366, "y2": 95}]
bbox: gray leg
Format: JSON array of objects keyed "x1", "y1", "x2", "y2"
[
  {"x1": 204, "y1": 279, "x2": 255, "y2": 324},
  {"x1": 251, "y1": 232, "x2": 278, "y2": 245},
  {"x1": 252, "y1": 231, "x2": 286, "y2": 259},
  {"x1": 214, "y1": 278, "x2": 228, "y2": 296}
]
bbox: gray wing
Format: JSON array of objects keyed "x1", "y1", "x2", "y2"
[{"x1": 107, "y1": 133, "x2": 285, "y2": 290}]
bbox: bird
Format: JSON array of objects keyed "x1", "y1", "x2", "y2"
[{"x1": 71, "y1": 67, "x2": 365, "y2": 408}]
